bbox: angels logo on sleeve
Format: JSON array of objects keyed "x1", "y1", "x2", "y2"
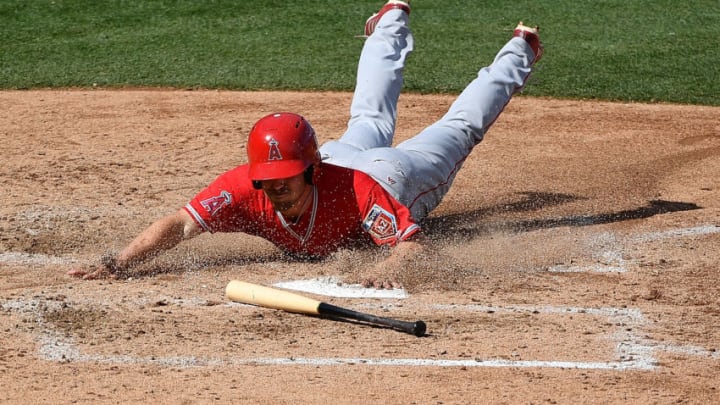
[
  {"x1": 200, "y1": 191, "x2": 232, "y2": 216},
  {"x1": 362, "y1": 204, "x2": 398, "y2": 241}
]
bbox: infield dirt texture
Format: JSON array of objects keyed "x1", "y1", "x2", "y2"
[{"x1": 1, "y1": 90, "x2": 719, "y2": 403}]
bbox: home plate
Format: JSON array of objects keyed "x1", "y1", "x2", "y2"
[{"x1": 273, "y1": 277, "x2": 408, "y2": 299}]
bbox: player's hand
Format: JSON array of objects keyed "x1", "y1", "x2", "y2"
[
  {"x1": 360, "y1": 273, "x2": 402, "y2": 289},
  {"x1": 66, "y1": 265, "x2": 116, "y2": 280},
  {"x1": 359, "y1": 241, "x2": 422, "y2": 289},
  {"x1": 67, "y1": 253, "x2": 123, "y2": 280},
  {"x1": 359, "y1": 254, "x2": 403, "y2": 289}
]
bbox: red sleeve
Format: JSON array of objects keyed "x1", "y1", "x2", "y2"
[
  {"x1": 354, "y1": 172, "x2": 421, "y2": 247},
  {"x1": 183, "y1": 165, "x2": 262, "y2": 233}
]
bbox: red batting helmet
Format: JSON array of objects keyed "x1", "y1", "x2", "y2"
[{"x1": 247, "y1": 112, "x2": 320, "y2": 181}]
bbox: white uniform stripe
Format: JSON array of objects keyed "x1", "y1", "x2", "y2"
[{"x1": 184, "y1": 204, "x2": 211, "y2": 232}]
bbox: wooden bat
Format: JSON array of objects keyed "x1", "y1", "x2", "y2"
[{"x1": 225, "y1": 280, "x2": 426, "y2": 337}]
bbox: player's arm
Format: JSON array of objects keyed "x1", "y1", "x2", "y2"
[
  {"x1": 67, "y1": 209, "x2": 202, "y2": 280},
  {"x1": 355, "y1": 180, "x2": 429, "y2": 289},
  {"x1": 362, "y1": 234, "x2": 427, "y2": 289},
  {"x1": 114, "y1": 208, "x2": 202, "y2": 269}
]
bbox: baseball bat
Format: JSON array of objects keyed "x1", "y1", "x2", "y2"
[{"x1": 225, "y1": 280, "x2": 426, "y2": 337}]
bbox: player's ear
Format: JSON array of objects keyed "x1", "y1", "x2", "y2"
[{"x1": 252, "y1": 180, "x2": 262, "y2": 190}]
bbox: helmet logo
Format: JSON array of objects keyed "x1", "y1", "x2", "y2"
[{"x1": 267, "y1": 138, "x2": 283, "y2": 161}]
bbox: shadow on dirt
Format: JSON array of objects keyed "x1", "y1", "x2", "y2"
[{"x1": 423, "y1": 192, "x2": 701, "y2": 240}]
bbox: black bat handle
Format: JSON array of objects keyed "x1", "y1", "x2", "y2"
[{"x1": 318, "y1": 302, "x2": 426, "y2": 337}]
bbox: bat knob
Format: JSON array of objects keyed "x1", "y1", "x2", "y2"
[{"x1": 412, "y1": 320, "x2": 427, "y2": 337}]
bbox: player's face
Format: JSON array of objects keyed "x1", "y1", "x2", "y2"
[{"x1": 260, "y1": 173, "x2": 310, "y2": 213}]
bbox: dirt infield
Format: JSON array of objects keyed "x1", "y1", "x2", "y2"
[{"x1": 1, "y1": 90, "x2": 719, "y2": 403}]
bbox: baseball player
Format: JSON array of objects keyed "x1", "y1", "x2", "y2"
[{"x1": 69, "y1": 1, "x2": 543, "y2": 288}]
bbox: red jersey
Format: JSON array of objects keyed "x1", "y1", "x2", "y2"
[{"x1": 184, "y1": 163, "x2": 420, "y2": 258}]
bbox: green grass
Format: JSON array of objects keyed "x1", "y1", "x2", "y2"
[{"x1": 1, "y1": 0, "x2": 718, "y2": 105}]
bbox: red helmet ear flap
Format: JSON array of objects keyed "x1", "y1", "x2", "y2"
[{"x1": 247, "y1": 112, "x2": 320, "y2": 181}]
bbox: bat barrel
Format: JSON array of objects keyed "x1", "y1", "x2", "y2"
[{"x1": 226, "y1": 280, "x2": 322, "y2": 314}]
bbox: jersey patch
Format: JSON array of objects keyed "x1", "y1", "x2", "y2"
[
  {"x1": 200, "y1": 191, "x2": 232, "y2": 216},
  {"x1": 362, "y1": 204, "x2": 398, "y2": 241}
]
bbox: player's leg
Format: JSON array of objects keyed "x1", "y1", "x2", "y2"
[
  {"x1": 407, "y1": 23, "x2": 542, "y2": 150},
  {"x1": 360, "y1": 24, "x2": 543, "y2": 221},
  {"x1": 319, "y1": 2, "x2": 413, "y2": 167},
  {"x1": 345, "y1": 1, "x2": 413, "y2": 149}
]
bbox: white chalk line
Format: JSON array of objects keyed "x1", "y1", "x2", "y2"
[
  {"x1": 432, "y1": 304, "x2": 656, "y2": 369},
  {"x1": 3, "y1": 223, "x2": 719, "y2": 370},
  {"x1": 547, "y1": 264, "x2": 627, "y2": 273},
  {"x1": 647, "y1": 342, "x2": 719, "y2": 359},
  {"x1": 0, "y1": 298, "x2": 675, "y2": 371},
  {"x1": 6, "y1": 298, "x2": 720, "y2": 370},
  {"x1": 3, "y1": 224, "x2": 716, "y2": 273},
  {"x1": 0, "y1": 252, "x2": 85, "y2": 266},
  {"x1": 633, "y1": 225, "x2": 720, "y2": 242},
  {"x1": 546, "y1": 224, "x2": 720, "y2": 273},
  {"x1": 273, "y1": 277, "x2": 408, "y2": 299},
  {"x1": 30, "y1": 320, "x2": 645, "y2": 370}
]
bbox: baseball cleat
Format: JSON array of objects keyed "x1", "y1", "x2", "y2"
[
  {"x1": 513, "y1": 22, "x2": 543, "y2": 62},
  {"x1": 364, "y1": 1, "x2": 411, "y2": 37}
]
